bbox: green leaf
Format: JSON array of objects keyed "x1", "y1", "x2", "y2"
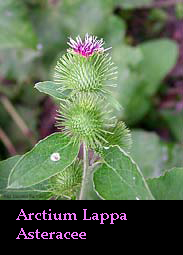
[
  {"x1": 102, "y1": 15, "x2": 126, "y2": 46},
  {"x1": 8, "y1": 133, "x2": 79, "y2": 189},
  {"x1": 93, "y1": 146, "x2": 154, "y2": 200},
  {"x1": 147, "y1": 168, "x2": 183, "y2": 200},
  {"x1": 0, "y1": 0, "x2": 37, "y2": 49},
  {"x1": 0, "y1": 156, "x2": 50, "y2": 200},
  {"x1": 112, "y1": 44, "x2": 148, "y2": 124},
  {"x1": 129, "y1": 130, "x2": 183, "y2": 179},
  {"x1": 138, "y1": 39, "x2": 178, "y2": 95},
  {"x1": 84, "y1": 176, "x2": 101, "y2": 200},
  {"x1": 34, "y1": 81, "x2": 66, "y2": 100},
  {"x1": 129, "y1": 130, "x2": 167, "y2": 179},
  {"x1": 60, "y1": 0, "x2": 114, "y2": 36},
  {"x1": 160, "y1": 109, "x2": 183, "y2": 143},
  {"x1": 164, "y1": 143, "x2": 183, "y2": 170},
  {"x1": 122, "y1": 85, "x2": 152, "y2": 124},
  {"x1": 112, "y1": 40, "x2": 178, "y2": 124},
  {"x1": 0, "y1": 156, "x2": 21, "y2": 188}
]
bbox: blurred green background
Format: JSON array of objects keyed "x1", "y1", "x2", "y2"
[{"x1": 0, "y1": 0, "x2": 183, "y2": 176}]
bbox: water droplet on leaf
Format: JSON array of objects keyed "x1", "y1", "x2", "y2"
[
  {"x1": 37, "y1": 43, "x2": 43, "y2": 50},
  {"x1": 50, "y1": 152, "x2": 60, "y2": 162}
]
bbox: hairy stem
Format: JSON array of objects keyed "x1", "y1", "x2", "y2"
[{"x1": 79, "y1": 142, "x2": 89, "y2": 200}]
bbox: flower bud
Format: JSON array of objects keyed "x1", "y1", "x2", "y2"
[
  {"x1": 48, "y1": 160, "x2": 82, "y2": 199},
  {"x1": 56, "y1": 93, "x2": 111, "y2": 149},
  {"x1": 54, "y1": 34, "x2": 117, "y2": 96}
]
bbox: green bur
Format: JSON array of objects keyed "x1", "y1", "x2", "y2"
[{"x1": 54, "y1": 52, "x2": 118, "y2": 95}]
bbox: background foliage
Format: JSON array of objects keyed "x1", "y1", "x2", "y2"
[{"x1": 0, "y1": 0, "x2": 183, "y2": 199}]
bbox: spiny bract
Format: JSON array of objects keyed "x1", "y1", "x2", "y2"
[
  {"x1": 56, "y1": 93, "x2": 115, "y2": 149},
  {"x1": 103, "y1": 121, "x2": 132, "y2": 152},
  {"x1": 48, "y1": 160, "x2": 82, "y2": 199},
  {"x1": 54, "y1": 52, "x2": 117, "y2": 95}
]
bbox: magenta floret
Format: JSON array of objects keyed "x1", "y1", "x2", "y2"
[{"x1": 67, "y1": 33, "x2": 111, "y2": 57}]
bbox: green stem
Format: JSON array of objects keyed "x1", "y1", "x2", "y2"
[{"x1": 79, "y1": 142, "x2": 89, "y2": 200}]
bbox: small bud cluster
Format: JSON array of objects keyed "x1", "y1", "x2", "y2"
[{"x1": 48, "y1": 160, "x2": 82, "y2": 199}]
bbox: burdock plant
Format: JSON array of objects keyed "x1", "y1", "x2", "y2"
[
  {"x1": 6, "y1": 34, "x2": 154, "y2": 200},
  {"x1": 54, "y1": 34, "x2": 131, "y2": 199}
]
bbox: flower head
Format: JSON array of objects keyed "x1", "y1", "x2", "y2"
[{"x1": 67, "y1": 33, "x2": 111, "y2": 57}]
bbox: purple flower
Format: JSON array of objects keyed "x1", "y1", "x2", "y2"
[{"x1": 67, "y1": 33, "x2": 111, "y2": 57}]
